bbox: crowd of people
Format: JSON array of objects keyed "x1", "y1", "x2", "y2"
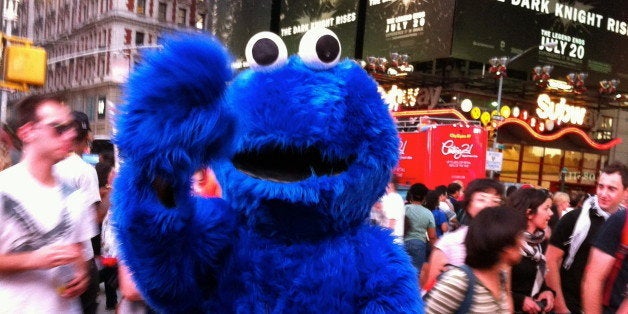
[
  {"x1": 373, "y1": 165, "x2": 628, "y2": 313},
  {"x1": 0, "y1": 93, "x2": 626, "y2": 313}
]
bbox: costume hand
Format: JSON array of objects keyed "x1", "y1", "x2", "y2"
[
  {"x1": 522, "y1": 296, "x2": 541, "y2": 314},
  {"x1": 536, "y1": 290, "x2": 554, "y2": 312},
  {"x1": 116, "y1": 32, "x2": 235, "y2": 184},
  {"x1": 33, "y1": 244, "x2": 82, "y2": 269}
]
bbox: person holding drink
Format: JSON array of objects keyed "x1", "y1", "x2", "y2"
[{"x1": 0, "y1": 94, "x2": 96, "y2": 313}]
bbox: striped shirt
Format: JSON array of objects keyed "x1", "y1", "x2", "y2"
[{"x1": 424, "y1": 268, "x2": 510, "y2": 314}]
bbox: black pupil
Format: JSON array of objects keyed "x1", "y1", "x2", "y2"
[
  {"x1": 252, "y1": 38, "x2": 279, "y2": 66},
  {"x1": 316, "y1": 35, "x2": 340, "y2": 63}
]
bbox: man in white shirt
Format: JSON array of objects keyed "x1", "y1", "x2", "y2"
[
  {"x1": 54, "y1": 110, "x2": 101, "y2": 313},
  {"x1": 381, "y1": 180, "x2": 405, "y2": 242},
  {"x1": 0, "y1": 94, "x2": 96, "y2": 313}
]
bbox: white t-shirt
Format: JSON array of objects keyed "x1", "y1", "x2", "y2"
[
  {"x1": 54, "y1": 153, "x2": 101, "y2": 260},
  {"x1": 0, "y1": 163, "x2": 96, "y2": 313},
  {"x1": 434, "y1": 226, "x2": 468, "y2": 266},
  {"x1": 381, "y1": 191, "x2": 405, "y2": 240}
]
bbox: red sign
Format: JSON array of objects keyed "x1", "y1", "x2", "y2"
[{"x1": 394, "y1": 124, "x2": 487, "y2": 189}]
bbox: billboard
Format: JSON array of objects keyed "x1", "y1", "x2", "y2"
[
  {"x1": 207, "y1": 0, "x2": 273, "y2": 65},
  {"x1": 394, "y1": 125, "x2": 488, "y2": 189},
  {"x1": 279, "y1": 0, "x2": 359, "y2": 57},
  {"x1": 363, "y1": 0, "x2": 455, "y2": 62},
  {"x1": 452, "y1": 0, "x2": 628, "y2": 82}
]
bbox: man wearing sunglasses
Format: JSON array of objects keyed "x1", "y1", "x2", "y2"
[
  {"x1": 55, "y1": 110, "x2": 102, "y2": 314},
  {"x1": 0, "y1": 94, "x2": 97, "y2": 313}
]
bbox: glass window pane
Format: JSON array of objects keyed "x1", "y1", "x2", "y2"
[
  {"x1": 500, "y1": 176, "x2": 517, "y2": 183},
  {"x1": 543, "y1": 165, "x2": 560, "y2": 181},
  {"x1": 583, "y1": 153, "x2": 599, "y2": 170},
  {"x1": 523, "y1": 146, "x2": 543, "y2": 163},
  {"x1": 501, "y1": 160, "x2": 519, "y2": 177},
  {"x1": 563, "y1": 151, "x2": 582, "y2": 169},
  {"x1": 503, "y1": 144, "x2": 521, "y2": 161},
  {"x1": 543, "y1": 148, "x2": 562, "y2": 166},
  {"x1": 521, "y1": 162, "x2": 540, "y2": 183},
  {"x1": 580, "y1": 170, "x2": 598, "y2": 185}
]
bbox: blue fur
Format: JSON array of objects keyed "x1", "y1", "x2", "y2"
[{"x1": 113, "y1": 31, "x2": 423, "y2": 313}]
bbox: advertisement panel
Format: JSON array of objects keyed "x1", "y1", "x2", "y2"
[
  {"x1": 206, "y1": 0, "x2": 273, "y2": 66},
  {"x1": 395, "y1": 125, "x2": 487, "y2": 189},
  {"x1": 279, "y1": 0, "x2": 359, "y2": 57},
  {"x1": 452, "y1": 0, "x2": 628, "y2": 82},
  {"x1": 363, "y1": 0, "x2": 455, "y2": 63}
]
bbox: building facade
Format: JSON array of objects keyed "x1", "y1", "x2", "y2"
[{"x1": 10, "y1": 0, "x2": 202, "y2": 137}]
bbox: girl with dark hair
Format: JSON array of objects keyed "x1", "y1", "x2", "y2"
[
  {"x1": 403, "y1": 183, "x2": 436, "y2": 278},
  {"x1": 424, "y1": 190, "x2": 449, "y2": 237},
  {"x1": 424, "y1": 206, "x2": 526, "y2": 313},
  {"x1": 424, "y1": 178, "x2": 504, "y2": 290},
  {"x1": 507, "y1": 188, "x2": 555, "y2": 313}
]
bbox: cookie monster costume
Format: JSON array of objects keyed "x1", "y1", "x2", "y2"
[{"x1": 112, "y1": 28, "x2": 423, "y2": 313}]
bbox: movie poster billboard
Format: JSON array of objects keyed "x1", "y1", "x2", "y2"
[
  {"x1": 394, "y1": 125, "x2": 487, "y2": 189},
  {"x1": 452, "y1": 0, "x2": 628, "y2": 82},
  {"x1": 205, "y1": 0, "x2": 273, "y2": 67},
  {"x1": 363, "y1": 0, "x2": 455, "y2": 63},
  {"x1": 279, "y1": 0, "x2": 359, "y2": 57}
]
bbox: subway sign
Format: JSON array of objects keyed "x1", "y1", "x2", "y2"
[{"x1": 535, "y1": 94, "x2": 587, "y2": 125}]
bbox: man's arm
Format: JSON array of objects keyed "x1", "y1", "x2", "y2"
[
  {"x1": 582, "y1": 247, "x2": 616, "y2": 313},
  {"x1": 545, "y1": 244, "x2": 570, "y2": 313},
  {"x1": 0, "y1": 244, "x2": 83, "y2": 274}
]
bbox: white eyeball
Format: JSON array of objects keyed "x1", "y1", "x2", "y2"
[
  {"x1": 298, "y1": 28, "x2": 341, "y2": 70},
  {"x1": 245, "y1": 32, "x2": 288, "y2": 71}
]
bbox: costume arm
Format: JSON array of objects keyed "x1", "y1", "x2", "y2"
[
  {"x1": 545, "y1": 244, "x2": 570, "y2": 313},
  {"x1": 582, "y1": 247, "x2": 615, "y2": 314},
  {"x1": 358, "y1": 236, "x2": 424, "y2": 314},
  {"x1": 112, "y1": 32, "x2": 237, "y2": 313}
]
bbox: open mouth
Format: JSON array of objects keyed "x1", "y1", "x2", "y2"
[{"x1": 232, "y1": 145, "x2": 354, "y2": 182}]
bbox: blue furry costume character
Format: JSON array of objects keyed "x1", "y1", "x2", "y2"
[{"x1": 113, "y1": 28, "x2": 423, "y2": 313}]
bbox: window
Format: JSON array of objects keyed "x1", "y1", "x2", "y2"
[
  {"x1": 500, "y1": 144, "x2": 521, "y2": 183},
  {"x1": 593, "y1": 116, "x2": 613, "y2": 140},
  {"x1": 581, "y1": 153, "x2": 600, "y2": 184},
  {"x1": 196, "y1": 13, "x2": 206, "y2": 29},
  {"x1": 135, "y1": 32, "x2": 145, "y2": 46},
  {"x1": 563, "y1": 151, "x2": 583, "y2": 183},
  {"x1": 137, "y1": 0, "x2": 146, "y2": 15},
  {"x1": 158, "y1": 2, "x2": 167, "y2": 22},
  {"x1": 177, "y1": 8, "x2": 186, "y2": 26},
  {"x1": 98, "y1": 96, "x2": 106, "y2": 119},
  {"x1": 541, "y1": 148, "x2": 562, "y2": 186}
]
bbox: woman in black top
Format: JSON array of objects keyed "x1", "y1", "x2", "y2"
[{"x1": 507, "y1": 188, "x2": 556, "y2": 313}]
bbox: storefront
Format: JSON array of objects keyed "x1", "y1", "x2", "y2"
[{"x1": 389, "y1": 84, "x2": 622, "y2": 194}]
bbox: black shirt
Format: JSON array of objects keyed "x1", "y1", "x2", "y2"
[
  {"x1": 549, "y1": 207, "x2": 607, "y2": 313},
  {"x1": 593, "y1": 208, "x2": 627, "y2": 313}
]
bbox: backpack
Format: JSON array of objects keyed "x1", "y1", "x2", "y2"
[
  {"x1": 424, "y1": 264, "x2": 476, "y2": 314},
  {"x1": 603, "y1": 209, "x2": 628, "y2": 306}
]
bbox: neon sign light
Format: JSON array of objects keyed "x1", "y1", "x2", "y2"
[
  {"x1": 497, "y1": 118, "x2": 622, "y2": 150},
  {"x1": 546, "y1": 79, "x2": 573, "y2": 92},
  {"x1": 536, "y1": 94, "x2": 587, "y2": 125}
]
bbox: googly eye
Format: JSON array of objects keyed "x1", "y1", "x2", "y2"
[
  {"x1": 298, "y1": 28, "x2": 341, "y2": 70},
  {"x1": 245, "y1": 32, "x2": 288, "y2": 71}
]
